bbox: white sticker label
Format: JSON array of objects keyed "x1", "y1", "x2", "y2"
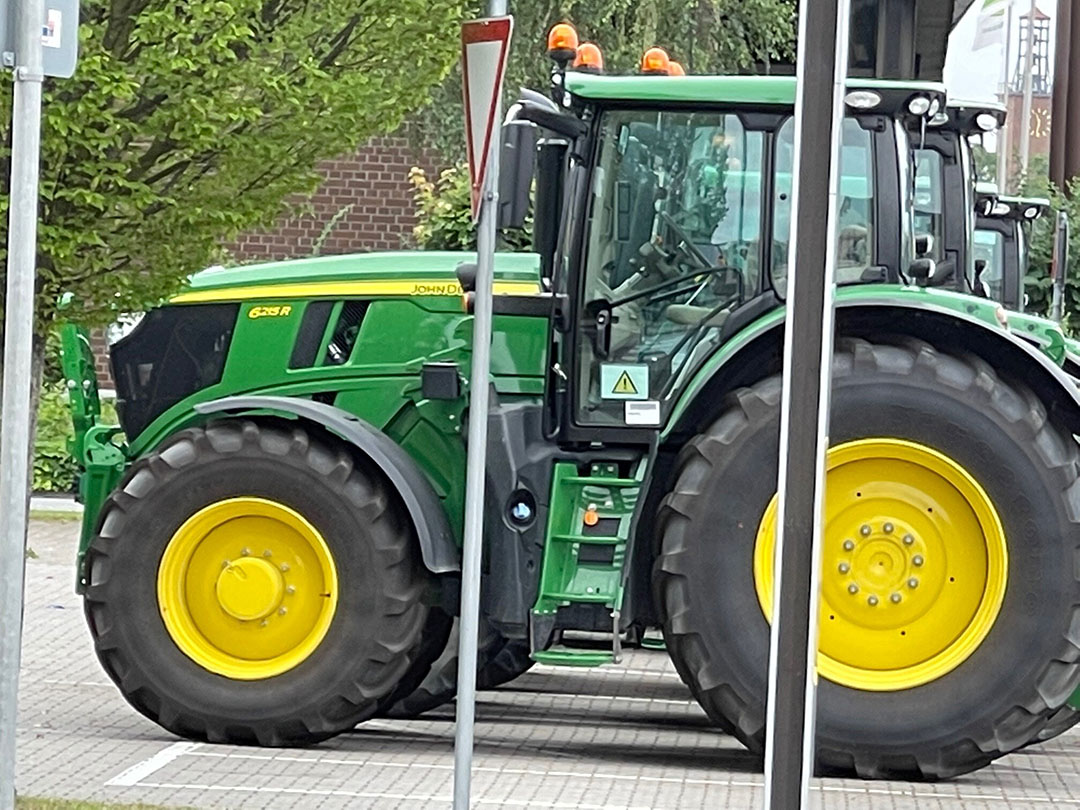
[
  {"x1": 600, "y1": 363, "x2": 649, "y2": 400},
  {"x1": 41, "y1": 9, "x2": 61, "y2": 48},
  {"x1": 625, "y1": 400, "x2": 660, "y2": 426}
]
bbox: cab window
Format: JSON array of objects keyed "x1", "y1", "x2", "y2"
[
  {"x1": 576, "y1": 109, "x2": 764, "y2": 425},
  {"x1": 913, "y1": 149, "x2": 944, "y2": 261},
  {"x1": 772, "y1": 117, "x2": 876, "y2": 295},
  {"x1": 973, "y1": 228, "x2": 1005, "y2": 299}
]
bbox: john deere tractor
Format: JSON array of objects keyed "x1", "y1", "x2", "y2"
[{"x1": 64, "y1": 30, "x2": 1080, "y2": 779}]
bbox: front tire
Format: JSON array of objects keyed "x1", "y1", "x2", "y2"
[
  {"x1": 656, "y1": 338, "x2": 1080, "y2": 778},
  {"x1": 84, "y1": 420, "x2": 432, "y2": 746}
]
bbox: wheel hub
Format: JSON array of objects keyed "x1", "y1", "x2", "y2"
[
  {"x1": 216, "y1": 557, "x2": 285, "y2": 622},
  {"x1": 754, "y1": 438, "x2": 1008, "y2": 691}
]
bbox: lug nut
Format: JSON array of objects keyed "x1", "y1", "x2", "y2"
[
  {"x1": 912, "y1": 555, "x2": 924, "y2": 567},
  {"x1": 838, "y1": 562, "x2": 850, "y2": 574},
  {"x1": 860, "y1": 524, "x2": 872, "y2": 537},
  {"x1": 890, "y1": 593, "x2": 901, "y2": 604},
  {"x1": 867, "y1": 595, "x2": 879, "y2": 606},
  {"x1": 263, "y1": 549, "x2": 273, "y2": 558},
  {"x1": 222, "y1": 560, "x2": 230, "y2": 569},
  {"x1": 260, "y1": 619, "x2": 269, "y2": 627},
  {"x1": 286, "y1": 585, "x2": 296, "y2": 595},
  {"x1": 848, "y1": 584, "x2": 859, "y2": 594},
  {"x1": 903, "y1": 534, "x2": 914, "y2": 546},
  {"x1": 278, "y1": 607, "x2": 288, "y2": 616},
  {"x1": 280, "y1": 563, "x2": 290, "y2": 572},
  {"x1": 843, "y1": 539, "x2": 855, "y2": 551},
  {"x1": 241, "y1": 548, "x2": 251, "y2": 557},
  {"x1": 908, "y1": 577, "x2": 919, "y2": 589},
  {"x1": 883, "y1": 522, "x2": 894, "y2": 534}
]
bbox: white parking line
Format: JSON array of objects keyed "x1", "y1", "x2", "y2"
[{"x1": 105, "y1": 741, "x2": 201, "y2": 786}]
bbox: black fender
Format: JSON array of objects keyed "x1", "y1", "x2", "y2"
[{"x1": 195, "y1": 396, "x2": 459, "y2": 574}]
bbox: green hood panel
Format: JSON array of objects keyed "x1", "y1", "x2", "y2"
[{"x1": 174, "y1": 251, "x2": 543, "y2": 302}]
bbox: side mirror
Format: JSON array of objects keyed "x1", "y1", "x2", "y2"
[
  {"x1": 914, "y1": 233, "x2": 934, "y2": 258},
  {"x1": 532, "y1": 138, "x2": 568, "y2": 279},
  {"x1": 498, "y1": 121, "x2": 538, "y2": 230}
]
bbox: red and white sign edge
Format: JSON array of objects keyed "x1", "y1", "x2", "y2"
[{"x1": 462, "y1": 16, "x2": 514, "y2": 221}]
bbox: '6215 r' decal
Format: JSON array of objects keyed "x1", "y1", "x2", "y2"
[{"x1": 248, "y1": 305, "x2": 293, "y2": 319}]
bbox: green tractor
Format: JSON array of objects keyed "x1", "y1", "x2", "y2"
[
  {"x1": 63, "y1": 37, "x2": 1080, "y2": 779},
  {"x1": 910, "y1": 101, "x2": 1075, "y2": 366}
]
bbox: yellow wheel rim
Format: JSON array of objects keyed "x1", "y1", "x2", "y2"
[
  {"x1": 754, "y1": 438, "x2": 1008, "y2": 691},
  {"x1": 157, "y1": 497, "x2": 338, "y2": 680}
]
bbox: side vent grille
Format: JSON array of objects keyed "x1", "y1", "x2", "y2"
[
  {"x1": 324, "y1": 301, "x2": 369, "y2": 365},
  {"x1": 289, "y1": 301, "x2": 334, "y2": 369}
]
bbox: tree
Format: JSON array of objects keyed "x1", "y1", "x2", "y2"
[
  {"x1": 1016, "y1": 156, "x2": 1080, "y2": 329},
  {"x1": 418, "y1": 0, "x2": 797, "y2": 157},
  {"x1": 0, "y1": 0, "x2": 466, "y2": 344}
]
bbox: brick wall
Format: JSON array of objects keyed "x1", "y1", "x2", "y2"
[
  {"x1": 92, "y1": 131, "x2": 442, "y2": 388},
  {"x1": 229, "y1": 132, "x2": 441, "y2": 261}
]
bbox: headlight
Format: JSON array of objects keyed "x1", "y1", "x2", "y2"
[
  {"x1": 845, "y1": 90, "x2": 881, "y2": 110},
  {"x1": 907, "y1": 95, "x2": 932, "y2": 116},
  {"x1": 976, "y1": 112, "x2": 1000, "y2": 132}
]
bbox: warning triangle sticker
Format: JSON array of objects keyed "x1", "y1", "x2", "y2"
[{"x1": 612, "y1": 371, "x2": 639, "y2": 396}]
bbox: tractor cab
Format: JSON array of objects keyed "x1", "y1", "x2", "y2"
[
  {"x1": 507, "y1": 62, "x2": 945, "y2": 439},
  {"x1": 973, "y1": 186, "x2": 1050, "y2": 310}
]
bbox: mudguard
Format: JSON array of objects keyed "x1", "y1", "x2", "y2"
[{"x1": 195, "y1": 395, "x2": 459, "y2": 574}]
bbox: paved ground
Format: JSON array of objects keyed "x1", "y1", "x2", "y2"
[{"x1": 14, "y1": 518, "x2": 1080, "y2": 809}]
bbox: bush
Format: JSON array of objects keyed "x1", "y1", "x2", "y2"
[
  {"x1": 408, "y1": 164, "x2": 532, "y2": 252},
  {"x1": 33, "y1": 382, "x2": 120, "y2": 494},
  {"x1": 34, "y1": 384, "x2": 79, "y2": 493}
]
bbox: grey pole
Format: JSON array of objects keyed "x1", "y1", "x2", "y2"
[
  {"x1": 453, "y1": 1, "x2": 507, "y2": 807},
  {"x1": 0, "y1": 0, "x2": 45, "y2": 804},
  {"x1": 762, "y1": 0, "x2": 850, "y2": 806},
  {"x1": 1019, "y1": 0, "x2": 1038, "y2": 176},
  {"x1": 998, "y1": 0, "x2": 1014, "y2": 189}
]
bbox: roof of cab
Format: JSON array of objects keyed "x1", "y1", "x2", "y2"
[{"x1": 564, "y1": 73, "x2": 947, "y2": 106}]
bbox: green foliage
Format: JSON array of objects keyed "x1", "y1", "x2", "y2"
[
  {"x1": 417, "y1": 0, "x2": 796, "y2": 158},
  {"x1": 409, "y1": 164, "x2": 532, "y2": 251},
  {"x1": 33, "y1": 383, "x2": 119, "y2": 493},
  {"x1": 1015, "y1": 156, "x2": 1080, "y2": 330},
  {"x1": 33, "y1": 383, "x2": 79, "y2": 492},
  {"x1": 410, "y1": 165, "x2": 476, "y2": 250},
  {"x1": 0, "y1": 0, "x2": 467, "y2": 334}
]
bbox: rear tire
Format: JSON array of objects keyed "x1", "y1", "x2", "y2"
[
  {"x1": 84, "y1": 420, "x2": 432, "y2": 746},
  {"x1": 385, "y1": 619, "x2": 533, "y2": 718},
  {"x1": 656, "y1": 338, "x2": 1080, "y2": 778}
]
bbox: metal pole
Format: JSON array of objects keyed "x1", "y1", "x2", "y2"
[
  {"x1": 0, "y1": 0, "x2": 44, "y2": 803},
  {"x1": 453, "y1": 1, "x2": 506, "y2": 807},
  {"x1": 1019, "y1": 0, "x2": 1038, "y2": 177},
  {"x1": 762, "y1": 0, "x2": 850, "y2": 805},
  {"x1": 999, "y1": 0, "x2": 1015, "y2": 189}
]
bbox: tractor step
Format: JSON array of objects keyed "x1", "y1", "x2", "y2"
[
  {"x1": 530, "y1": 458, "x2": 649, "y2": 667},
  {"x1": 532, "y1": 648, "x2": 615, "y2": 667}
]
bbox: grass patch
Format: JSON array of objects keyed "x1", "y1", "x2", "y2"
[
  {"x1": 17, "y1": 799, "x2": 182, "y2": 810},
  {"x1": 28, "y1": 510, "x2": 82, "y2": 523}
]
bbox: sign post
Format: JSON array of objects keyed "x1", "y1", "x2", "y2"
[
  {"x1": 762, "y1": 0, "x2": 851, "y2": 807},
  {"x1": 0, "y1": 0, "x2": 78, "y2": 803},
  {"x1": 453, "y1": 9, "x2": 512, "y2": 810}
]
